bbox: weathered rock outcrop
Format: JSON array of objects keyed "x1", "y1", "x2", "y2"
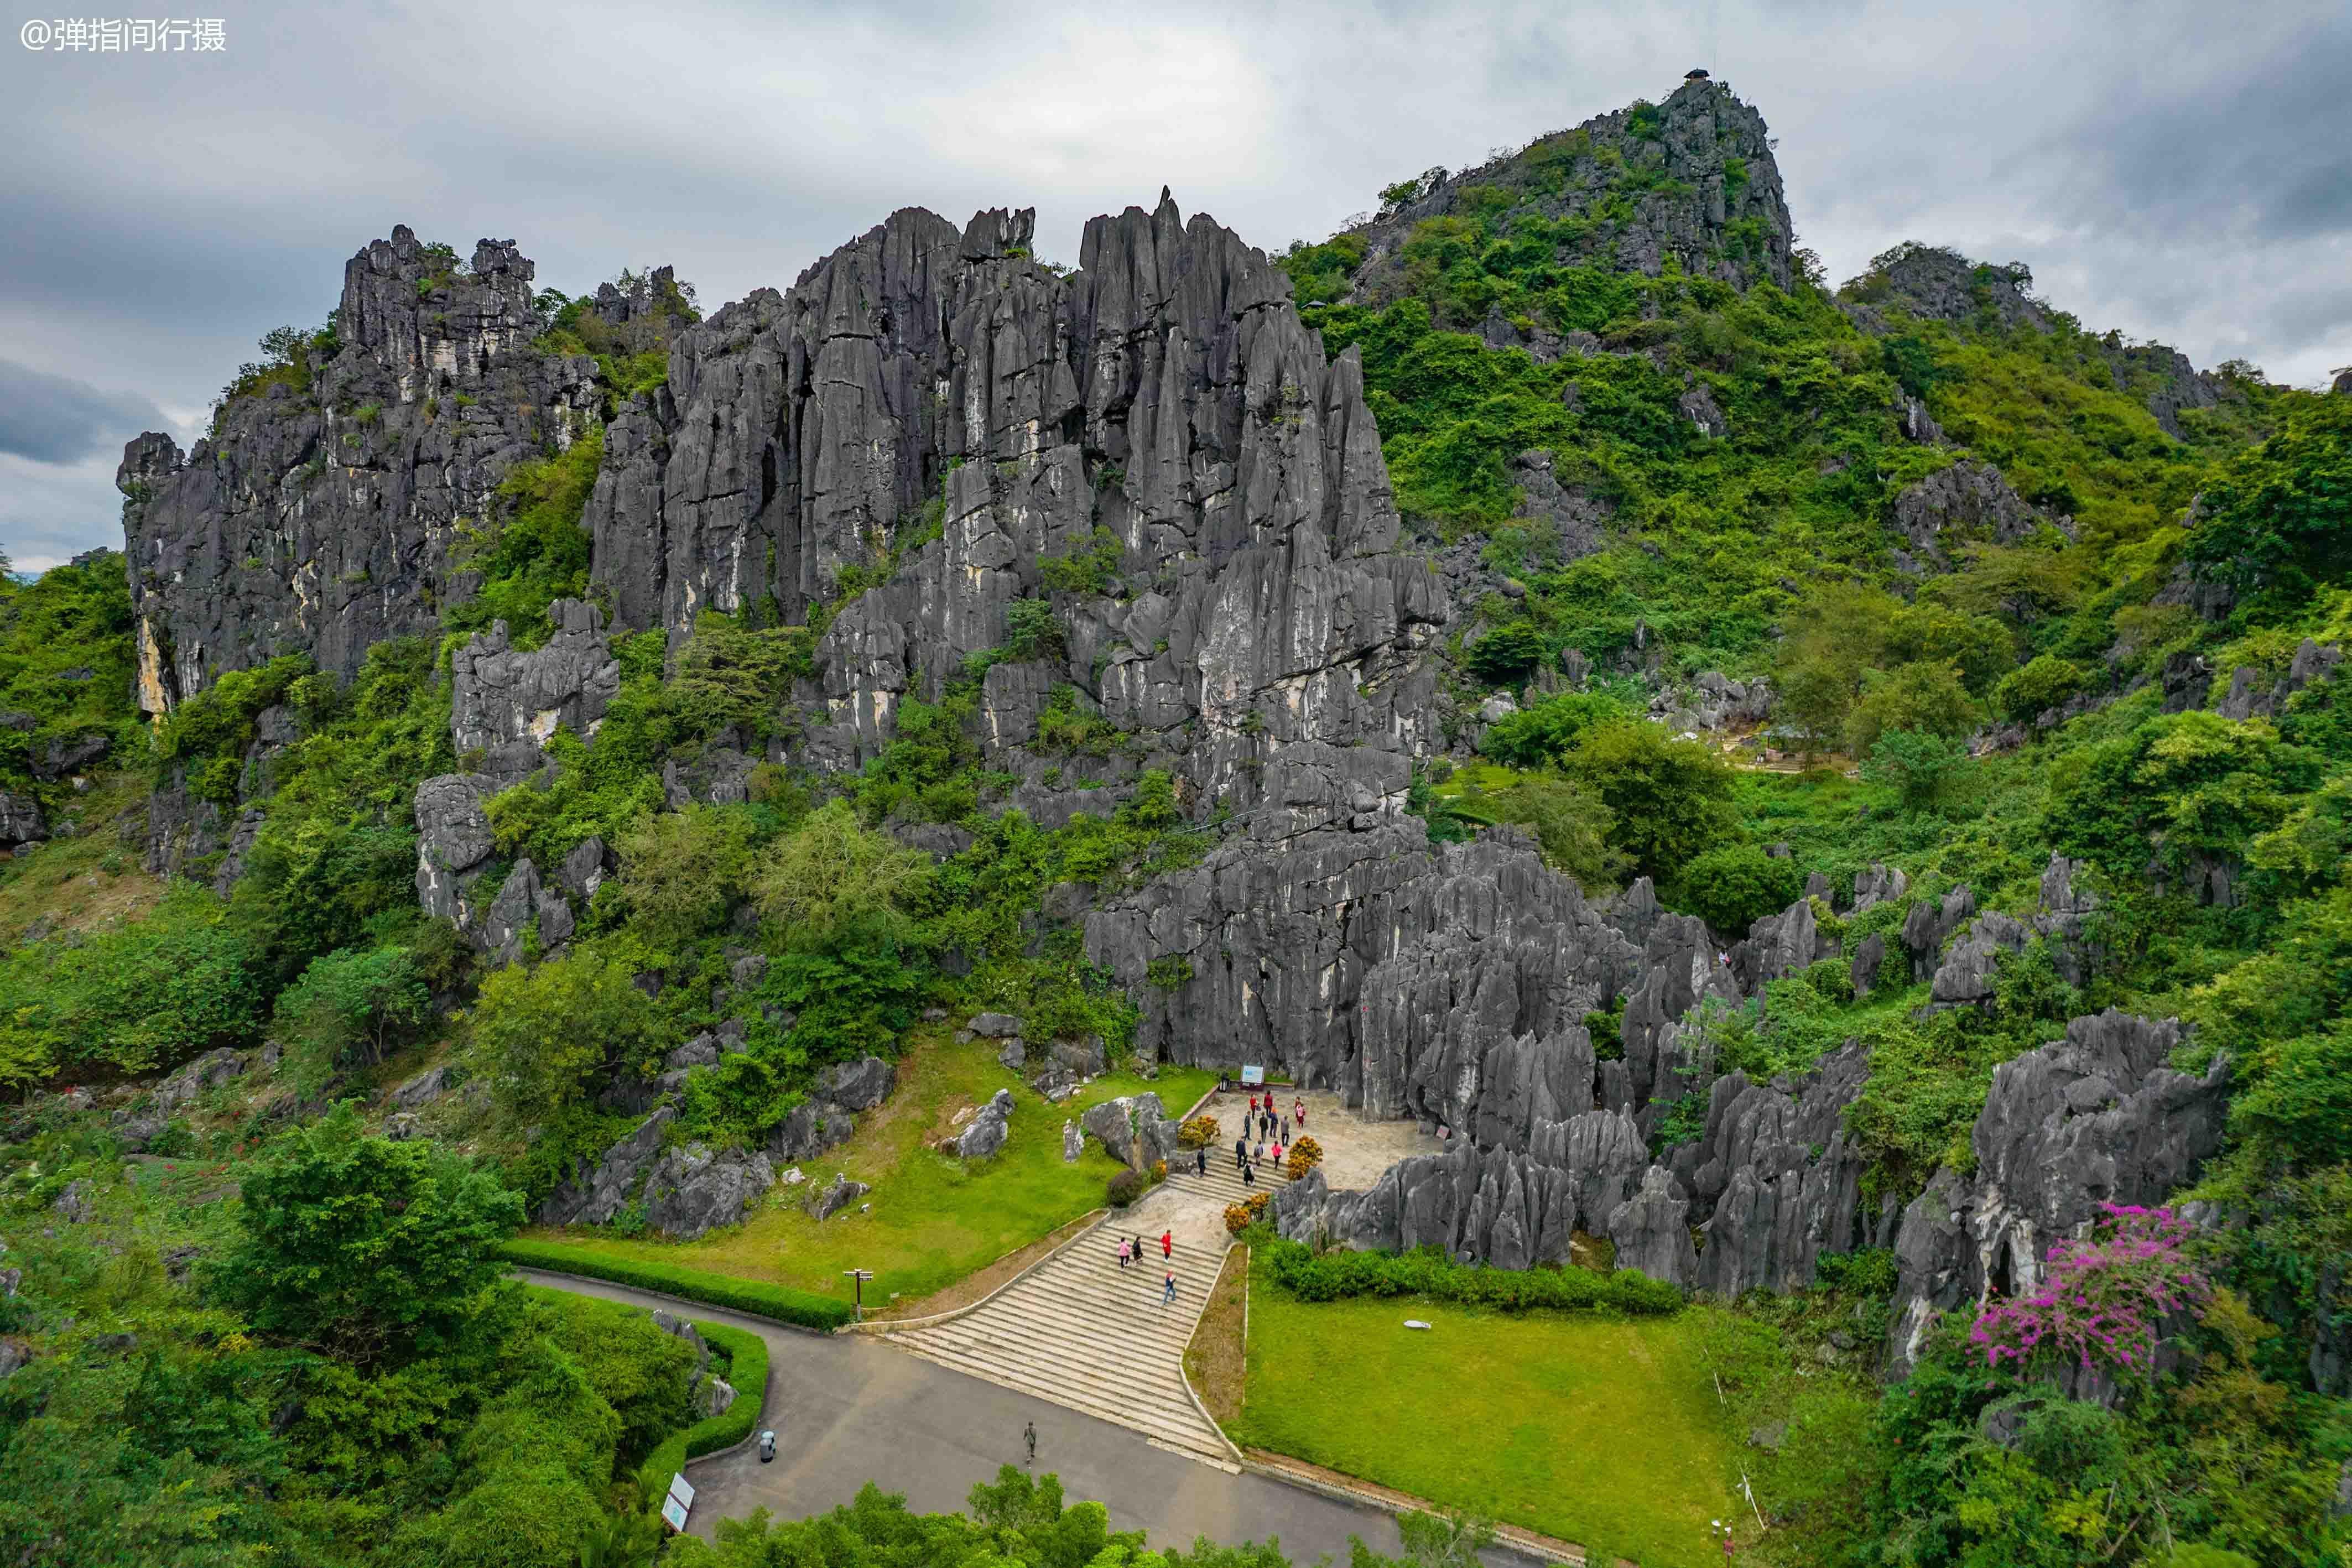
[
  {"x1": 1888, "y1": 461, "x2": 2046, "y2": 572},
  {"x1": 113, "y1": 1047, "x2": 246, "y2": 1150},
  {"x1": 119, "y1": 229, "x2": 606, "y2": 707},
  {"x1": 641, "y1": 1143, "x2": 774, "y2": 1238},
  {"x1": 1885, "y1": 1011, "x2": 2231, "y2": 1371},
  {"x1": 450, "y1": 598, "x2": 620, "y2": 765},
  {"x1": 1273, "y1": 1110, "x2": 1654, "y2": 1273},
  {"x1": 1673, "y1": 1043, "x2": 1890, "y2": 1296},
  {"x1": 539, "y1": 1107, "x2": 673, "y2": 1227},
  {"x1": 766, "y1": 1055, "x2": 897, "y2": 1164}
]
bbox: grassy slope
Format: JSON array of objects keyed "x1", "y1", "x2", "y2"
[
  {"x1": 0, "y1": 773, "x2": 168, "y2": 949},
  {"x1": 524, "y1": 1029, "x2": 1216, "y2": 1309},
  {"x1": 1232, "y1": 1265, "x2": 1740, "y2": 1567}
]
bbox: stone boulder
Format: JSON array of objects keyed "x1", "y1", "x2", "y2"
[
  {"x1": 2033, "y1": 852, "x2": 2101, "y2": 987},
  {"x1": 413, "y1": 773, "x2": 496, "y2": 924},
  {"x1": 539, "y1": 1107, "x2": 674, "y2": 1227},
  {"x1": 391, "y1": 1065, "x2": 451, "y2": 1109},
  {"x1": 1851, "y1": 862, "x2": 1908, "y2": 912},
  {"x1": 953, "y1": 1088, "x2": 1016, "y2": 1160},
  {"x1": 821, "y1": 1055, "x2": 896, "y2": 1112},
  {"x1": 1900, "y1": 884, "x2": 1975, "y2": 980},
  {"x1": 970, "y1": 1013, "x2": 1021, "y2": 1038},
  {"x1": 641, "y1": 1144, "x2": 774, "y2": 1238},
  {"x1": 1063, "y1": 1120, "x2": 1083, "y2": 1161},
  {"x1": 0, "y1": 793, "x2": 46, "y2": 850},
  {"x1": 113, "y1": 1047, "x2": 247, "y2": 1150},
  {"x1": 1079, "y1": 1092, "x2": 1173, "y2": 1170},
  {"x1": 807, "y1": 1172, "x2": 870, "y2": 1221},
  {"x1": 1928, "y1": 911, "x2": 2032, "y2": 1006},
  {"x1": 1849, "y1": 933, "x2": 1888, "y2": 999}
]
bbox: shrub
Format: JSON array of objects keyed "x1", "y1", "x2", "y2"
[
  {"x1": 1106, "y1": 1169, "x2": 1144, "y2": 1207},
  {"x1": 1003, "y1": 598, "x2": 1064, "y2": 661},
  {"x1": 1969, "y1": 1205, "x2": 2211, "y2": 1375},
  {"x1": 1284, "y1": 1134, "x2": 1324, "y2": 1181},
  {"x1": 1464, "y1": 621, "x2": 1547, "y2": 684},
  {"x1": 494, "y1": 1240, "x2": 854, "y2": 1331},
  {"x1": 1994, "y1": 653, "x2": 2088, "y2": 723},
  {"x1": 1177, "y1": 1114, "x2": 1221, "y2": 1149},
  {"x1": 1224, "y1": 1203, "x2": 1254, "y2": 1235},
  {"x1": 1859, "y1": 727, "x2": 1974, "y2": 811},
  {"x1": 1150, "y1": 1160, "x2": 1167, "y2": 1184},
  {"x1": 1257, "y1": 1233, "x2": 1682, "y2": 1314}
]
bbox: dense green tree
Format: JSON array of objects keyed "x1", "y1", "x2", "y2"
[
  {"x1": 1859, "y1": 728, "x2": 1975, "y2": 812},
  {"x1": 1844, "y1": 661, "x2": 1980, "y2": 756},
  {"x1": 467, "y1": 947, "x2": 664, "y2": 1127},
  {"x1": 613, "y1": 803, "x2": 761, "y2": 947},
  {"x1": 1485, "y1": 777, "x2": 1630, "y2": 892},
  {"x1": 1562, "y1": 721, "x2": 1736, "y2": 880},
  {"x1": 753, "y1": 798, "x2": 932, "y2": 950},
  {"x1": 1476, "y1": 690, "x2": 1626, "y2": 768},
  {"x1": 210, "y1": 1103, "x2": 524, "y2": 1368},
  {"x1": 1677, "y1": 842, "x2": 1804, "y2": 933},
  {"x1": 2185, "y1": 394, "x2": 2352, "y2": 604},
  {"x1": 272, "y1": 945, "x2": 435, "y2": 1093}
]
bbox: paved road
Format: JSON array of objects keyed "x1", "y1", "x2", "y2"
[{"x1": 519, "y1": 1269, "x2": 1542, "y2": 1565}]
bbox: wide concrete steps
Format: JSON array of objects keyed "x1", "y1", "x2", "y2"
[{"x1": 882, "y1": 1163, "x2": 1288, "y2": 1471}]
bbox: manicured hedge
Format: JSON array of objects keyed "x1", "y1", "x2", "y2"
[
  {"x1": 1254, "y1": 1232, "x2": 1682, "y2": 1316},
  {"x1": 641, "y1": 1318, "x2": 769, "y2": 1504},
  {"x1": 498, "y1": 1239, "x2": 856, "y2": 1331}
]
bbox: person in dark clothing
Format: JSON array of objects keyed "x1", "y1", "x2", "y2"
[
  {"x1": 1235, "y1": 1136, "x2": 1248, "y2": 1170},
  {"x1": 1195, "y1": 1147, "x2": 1208, "y2": 1176},
  {"x1": 1241, "y1": 1160, "x2": 1255, "y2": 1186},
  {"x1": 1024, "y1": 1421, "x2": 1037, "y2": 1468}
]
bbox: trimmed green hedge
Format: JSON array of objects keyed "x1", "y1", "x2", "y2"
[
  {"x1": 641, "y1": 1318, "x2": 768, "y2": 1504},
  {"x1": 1253, "y1": 1231, "x2": 1683, "y2": 1316},
  {"x1": 498, "y1": 1239, "x2": 855, "y2": 1331}
]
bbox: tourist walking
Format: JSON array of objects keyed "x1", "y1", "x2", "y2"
[
  {"x1": 1235, "y1": 1135, "x2": 1247, "y2": 1170},
  {"x1": 1281, "y1": 1115, "x2": 1291, "y2": 1140},
  {"x1": 1161, "y1": 1229, "x2": 1173, "y2": 1259},
  {"x1": 1195, "y1": 1147, "x2": 1208, "y2": 1176},
  {"x1": 1241, "y1": 1160, "x2": 1255, "y2": 1187},
  {"x1": 1132, "y1": 1235, "x2": 1144, "y2": 1266},
  {"x1": 1295, "y1": 1098, "x2": 1307, "y2": 1128},
  {"x1": 1162, "y1": 1270, "x2": 1177, "y2": 1306},
  {"x1": 1117, "y1": 1237, "x2": 1131, "y2": 1267}
]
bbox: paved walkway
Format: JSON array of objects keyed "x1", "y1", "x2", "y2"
[
  {"x1": 516, "y1": 1267, "x2": 1542, "y2": 1564},
  {"x1": 879, "y1": 1089, "x2": 1425, "y2": 1470}
]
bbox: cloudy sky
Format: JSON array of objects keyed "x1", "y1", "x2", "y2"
[{"x1": 3, "y1": 0, "x2": 2346, "y2": 572}]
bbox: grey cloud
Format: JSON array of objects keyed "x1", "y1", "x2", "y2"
[{"x1": 0, "y1": 359, "x2": 170, "y2": 465}]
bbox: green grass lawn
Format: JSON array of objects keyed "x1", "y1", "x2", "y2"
[
  {"x1": 523, "y1": 1032, "x2": 1216, "y2": 1311},
  {"x1": 1232, "y1": 1264, "x2": 1741, "y2": 1567}
]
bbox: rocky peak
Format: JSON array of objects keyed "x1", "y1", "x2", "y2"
[
  {"x1": 338, "y1": 225, "x2": 542, "y2": 404},
  {"x1": 1341, "y1": 76, "x2": 1796, "y2": 311}
]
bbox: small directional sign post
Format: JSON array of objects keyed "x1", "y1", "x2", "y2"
[{"x1": 844, "y1": 1268, "x2": 875, "y2": 1322}]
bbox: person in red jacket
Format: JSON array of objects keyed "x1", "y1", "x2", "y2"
[{"x1": 1160, "y1": 1229, "x2": 1173, "y2": 1259}]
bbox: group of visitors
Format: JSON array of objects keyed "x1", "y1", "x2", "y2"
[
  {"x1": 1113, "y1": 1230, "x2": 1178, "y2": 1304},
  {"x1": 1230, "y1": 1090, "x2": 1307, "y2": 1186}
]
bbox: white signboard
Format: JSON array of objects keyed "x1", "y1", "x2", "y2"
[
  {"x1": 661, "y1": 1496, "x2": 689, "y2": 1533},
  {"x1": 668, "y1": 1472, "x2": 696, "y2": 1510},
  {"x1": 1240, "y1": 1064, "x2": 1264, "y2": 1085}
]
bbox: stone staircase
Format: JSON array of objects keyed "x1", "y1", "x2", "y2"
[{"x1": 882, "y1": 1157, "x2": 1283, "y2": 1470}]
